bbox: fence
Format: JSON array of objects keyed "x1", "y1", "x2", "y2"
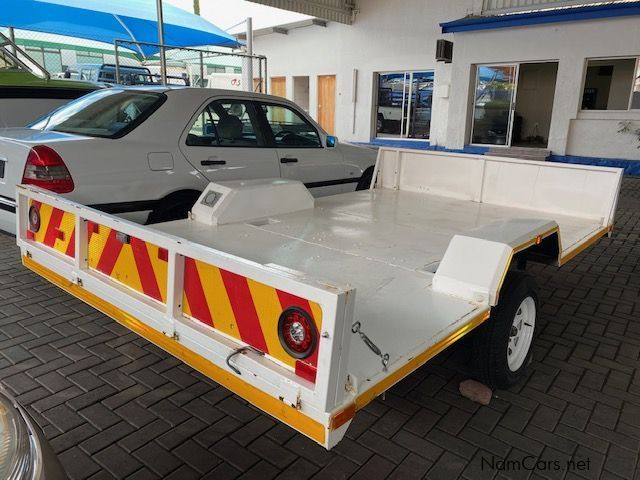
[
  {"x1": 114, "y1": 40, "x2": 267, "y2": 93},
  {"x1": 0, "y1": 27, "x2": 267, "y2": 93}
]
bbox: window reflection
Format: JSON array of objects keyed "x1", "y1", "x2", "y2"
[{"x1": 376, "y1": 71, "x2": 434, "y2": 139}]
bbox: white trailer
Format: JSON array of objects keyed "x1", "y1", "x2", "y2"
[
  {"x1": 205, "y1": 73, "x2": 243, "y2": 90},
  {"x1": 15, "y1": 148, "x2": 622, "y2": 449}
]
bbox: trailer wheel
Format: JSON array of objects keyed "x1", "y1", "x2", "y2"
[{"x1": 472, "y1": 271, "x2": 537, "y2": 389}]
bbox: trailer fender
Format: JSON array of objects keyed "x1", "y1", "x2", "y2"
[{"x1": 432, "y1": 218, "x2": 560, "y2": 306}]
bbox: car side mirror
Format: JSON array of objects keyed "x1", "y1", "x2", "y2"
[{"x1": 326, "y1": 135, "x2": 337, "y2": 148}]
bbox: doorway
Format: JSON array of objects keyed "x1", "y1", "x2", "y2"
[
  {"x1": 317, "y1": 75, "x2": 336, "y2": 135},
  {"x1": 471, "y1": 62, "x2": 558, "y2": 148},
  {"x1": 293, "y1": 76, "x2": 310, "y2": 114},
  {"x1": 270, "y1": 76, "x2": 286, "y2": 98}
]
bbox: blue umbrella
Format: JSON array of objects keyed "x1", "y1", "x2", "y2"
[{"x1": 1, "y1": 0, "x2": 241, "y2": 57}]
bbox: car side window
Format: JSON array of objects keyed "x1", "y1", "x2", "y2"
[
  {"x1": 186, "y1": 100, "x2": 263, "y2": 147},
  {"x1": 260, "y1": 103, "x2": 322, "y2": 148}
]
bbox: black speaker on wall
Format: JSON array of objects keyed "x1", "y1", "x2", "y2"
[{"x1": 436, "y1": 39, "x2": 453, "y2": 63}]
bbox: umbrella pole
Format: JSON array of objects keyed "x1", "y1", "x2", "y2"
[
  {"x1": 156, "y1": 0, "x2": 167, "y2": 85},
  {"x1": 242, "y1": 17, "x2": 253, "y2": 93}
]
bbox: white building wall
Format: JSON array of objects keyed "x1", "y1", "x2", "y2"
[
  {"x1": 254, "y1": 0, "x2": 474, "y2": 144},
  {"x1": 448, "y1": 16, "x2": 640, "y2": 159},
  {"x1": 254, "y1": 3, "x2": 640, "y2": 160}
]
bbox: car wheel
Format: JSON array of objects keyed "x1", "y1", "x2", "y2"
[
  {"x1": 147, "y1": 190, "x2": 201, "y2": 224},
  {"x1": 356, "y1": 168, "x2": 374, "y2": 191},
  {"x1": 472, "y1": 271, "x2": 538, "y2": 389}
]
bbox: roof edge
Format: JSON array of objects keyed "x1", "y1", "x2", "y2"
[{"x1": 440, "y1": 1, "x2": 640, "y2": 33}]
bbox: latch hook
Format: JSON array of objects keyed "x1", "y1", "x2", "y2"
[{"x1": 225, "y1": 345, "x2": 265, "y2": 375}]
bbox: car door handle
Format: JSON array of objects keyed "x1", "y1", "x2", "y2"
[
  {"x1": 280, "y1": 157, "x2": 298, "y2": 164},
  {"x1": 201, "y1": 160, "x2": 226, "y2": 166}
]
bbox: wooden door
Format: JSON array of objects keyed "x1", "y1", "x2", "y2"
[
  {"x1": 317, "y1": 75, "x2": 336, "y2": 135},
  {"x1": 270, "y1": 77, "x2": 286, "y2": 97}
]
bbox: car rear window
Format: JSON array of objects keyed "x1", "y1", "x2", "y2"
[{"x1": 29, "y1": 89, "x2": 166, "y2": 139}]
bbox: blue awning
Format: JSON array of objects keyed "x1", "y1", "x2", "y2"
[
  {"x1": 441, "y1": 1, "x2": 640, "y2": 33},
  {"x1": 1, "y1": 0, "x2": 241, "y2": 57}
]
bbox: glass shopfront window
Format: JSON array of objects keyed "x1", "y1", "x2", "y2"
[{"x1": 375, "y1": 70, "x2": 434, "y2": 139}]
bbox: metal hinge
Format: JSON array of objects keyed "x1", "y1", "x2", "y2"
[
  {"x1": 71, "y1": 272, "x2": 83, "y2": 287},
  {"x1": 171, "y1": 331, "x2": 180, "y2": 342}
]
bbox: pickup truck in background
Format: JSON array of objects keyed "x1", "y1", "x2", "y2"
[
  {"x1": 0, "y1": 31, "x2": 100, "y2": 127},
  {"x1": 15, "y1": 147, "x2": 622, "y2": 449}
]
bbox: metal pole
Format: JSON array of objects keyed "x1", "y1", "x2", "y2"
[
  {"x1": 156, "y1": 0, "x2": 167, "y2": 85},
  {"x1": 257, "y1": 59, "x2": 262, "y2": 93},
  {"x1": 199, "y1": 51, "x2": 204, "y2": 87},
  {"x1": 264, "y1": 57, "x2": 268, "y2": 95},
  {"x1": 8, "y1": 27, "x2": 15, "y2": 56},
  {"x1": 115, "y1": 41, "x2": 121, "y2": 84},
  {"x1": 241, "y1": 17, "x2": 253, "y2": 92}
]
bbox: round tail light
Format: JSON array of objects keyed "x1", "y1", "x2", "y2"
[
  {"x1": 278, "y1": 307, "x2": 317, "y2": 359},
  {"x1": 28, "y1": 204, "x2": 41, "y2": 233}
]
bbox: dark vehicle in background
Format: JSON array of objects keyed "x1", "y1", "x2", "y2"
[{"x1": 73, "y1": 63, "x2": 189, "y2": 86}]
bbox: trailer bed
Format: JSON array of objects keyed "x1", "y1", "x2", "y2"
[
  {"x1": 153, "y1": 186, "x2": 607, "y2": 393},
  {"x1": 155, "y1": 187, "x2": 605, "y2": 280}
]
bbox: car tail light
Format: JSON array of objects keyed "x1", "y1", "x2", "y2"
[
  {"x1": 278, "y1": 307, "x2": 317, "y2": 359},
  {"x1": 28, "y1": 204, "x2": 41, "y2": 233},
  {"x1": 22, "y1": 145, "x2": 74, "y2": 193}
]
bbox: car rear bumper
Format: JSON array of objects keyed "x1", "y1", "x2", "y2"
[{"x1": 0, "y1": 198, "x2": 16, "y2": 235}]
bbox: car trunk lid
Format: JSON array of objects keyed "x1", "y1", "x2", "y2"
[{"x1": 0, "y1": 128, "x2": 79, "y2": 204}]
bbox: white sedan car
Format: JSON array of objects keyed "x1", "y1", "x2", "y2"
[{"x1": 0, "y1": 87, "x2": 377, "y2": 234}]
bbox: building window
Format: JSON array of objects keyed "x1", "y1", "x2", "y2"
[
  {"x1": 375, "y1": 71, "x2": 434, "y2": 139},
  {"x1": 25, "y1": 47, "x2": 63, "y2": 74},
  {"x1": 206, "y1": 65, "x2": 225, "y2": 75},
  {"x1": 76, "y1": 50, "x2": 104, "y2": 65},
  {"x1": 581, "y1": 58, "x2": 640, "y2": 110}
]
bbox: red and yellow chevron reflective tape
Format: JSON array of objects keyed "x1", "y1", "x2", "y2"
[
  {"x1": 27, "y1": 200, "x2": 76, "y2": 258},
  {"x1": 182, "y1": 257, "x2": 323, "y2": 382},
  {"x1": 87, "y1": 223, "x2": 168, "y2": 304}
]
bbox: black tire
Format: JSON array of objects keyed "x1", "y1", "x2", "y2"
[
  {"x1": 356, "y1": 167, "x2": 374, "y2": 191},
  {"x1": 146, "y1": 190, "x2": 201, "y2": 224},
  {"x1": 472, "y1": 271, "x2": 538, "y2": 389}
]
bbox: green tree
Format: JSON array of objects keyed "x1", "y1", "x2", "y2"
[{"x1": 193, "y1": 0, "x2": 200, "y2": 15}]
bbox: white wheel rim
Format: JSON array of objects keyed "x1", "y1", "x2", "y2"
[{"x1": 507, "y1": 296, "x2": 536, "y2": 372}]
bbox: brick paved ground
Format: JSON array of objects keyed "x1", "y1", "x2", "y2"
[{"x1": 1, "y1": 178, "x2": 639, "y2": 480}]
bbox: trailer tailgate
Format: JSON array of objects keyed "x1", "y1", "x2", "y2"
[{"x1": 15, "y1": 185, "x2": 358, "y2": 448}]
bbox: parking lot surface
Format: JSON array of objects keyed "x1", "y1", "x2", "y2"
[{"x1": 1, "y1": 177, "x2": 639, "y2": 480}]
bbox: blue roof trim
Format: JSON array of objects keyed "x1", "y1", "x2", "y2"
[
  {"x1": 549, "y1": 155, "x2": 640, "y2": 176},
  {"x1": 441, "y1": 1, "x2": 640, "y2": 33}
]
